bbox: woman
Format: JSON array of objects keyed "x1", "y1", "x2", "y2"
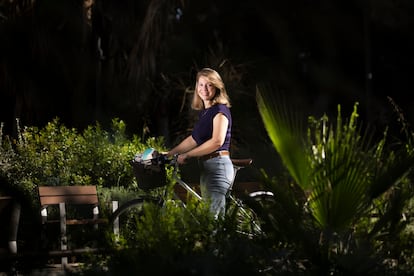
[{"x1": 167, "y1": 68, "x2": 233, "y2": 218}]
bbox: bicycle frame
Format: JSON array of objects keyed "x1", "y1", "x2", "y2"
[
  {"x1": 111, "y1": 154, "x2": 275, "y2": 240},
  {"x1": 167, "y1": 155, "x2": 268, "y2": 235},
  {"x1": 171, "y1": 159, "x2": 202, "y2": 201},
  {"x1": 169, "y1": 155, "x2": 256, "y2": 203}
]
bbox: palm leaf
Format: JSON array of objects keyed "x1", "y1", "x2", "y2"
[
  {"x1": 307, "y1": 103, "x2": 380, "y2": 230},
  {"x1": 256, "y1": 84, "x2": 310, "y2": 189}
]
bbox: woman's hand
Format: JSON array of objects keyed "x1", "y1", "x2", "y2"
[{"x1": 177, "y1": 154, "x2": 189, "y2": 164}]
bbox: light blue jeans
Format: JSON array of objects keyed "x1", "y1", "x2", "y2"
[{"x1": 199, "y1": 155, "x2": 234, "y2": 219}]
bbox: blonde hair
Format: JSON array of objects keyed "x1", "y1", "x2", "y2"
[{"x1": 191, "y1": 68, "x2": 231, "y2": 110}]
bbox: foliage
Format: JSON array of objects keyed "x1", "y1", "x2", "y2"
[
  {"x1": 104, "y1": 191, "x2": 208, "y2": 274},
  {"x1": 100, "y1": 190, "x2": 273, "y2": 275},
  {"x1": 255, "y1": 85, "x2": 310, "y2": 189},
  {"x1": 0, "y1": 117, "x2": 165, "y2": 205},
  {"x1": 307, "y1": 103, "x2": 382, "y2": 231},
  {"x1": 256, "y1": 85, "x2": 414, "y2": 275},
  {"x1": 0, "y1": 117, "x2": 172, "y2": 271}
]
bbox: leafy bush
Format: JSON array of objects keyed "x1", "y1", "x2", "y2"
[
  {"x1": 100, "y1": 195, "x2": 269, "y2": 276},
  {"x1": 0, "y1": 118, "x2": 165, "y2": 205}
]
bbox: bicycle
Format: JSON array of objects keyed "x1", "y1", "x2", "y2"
[{"x1": 110, "y1": 148, "x2": 275, "y2": 240}]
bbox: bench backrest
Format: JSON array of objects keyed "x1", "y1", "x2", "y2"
[
  {"x1": 38, "y1": 185, "x2": 107, "y2": 267},
  {"x1": 39, "y1": 185, "x2": 99, "y2": 206}
]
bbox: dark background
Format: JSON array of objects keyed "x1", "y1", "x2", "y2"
[{"x1": 1, "y1": 0, "x2": 414, "y2": 177}]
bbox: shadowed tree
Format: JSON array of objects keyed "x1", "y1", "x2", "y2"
[{"x1": 1, "y1": 0, "x2": 414, "y2": 160}]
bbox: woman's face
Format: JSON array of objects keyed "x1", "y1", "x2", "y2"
[{"x1": 197, "y1": 75, "x2": 217, "y2": 103}]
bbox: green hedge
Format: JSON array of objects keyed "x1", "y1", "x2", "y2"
[{"x1": 0, "y1": 117, "x2": 165, "y2": 205}]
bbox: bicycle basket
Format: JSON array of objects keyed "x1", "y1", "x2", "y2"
[{"x1": 130, "y1": 149, "x2": 167, "y2": 190}]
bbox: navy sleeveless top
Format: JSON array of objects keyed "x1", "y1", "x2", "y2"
[{"x1": 191, "y1": 104, "x2": 232, "y2": 152}]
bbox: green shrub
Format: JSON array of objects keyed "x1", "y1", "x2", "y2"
[
  {"x1": 0, "y1": 117, "x2": 165, "y2": 204},
  {"x1": 103, "y1": 195, "x2": 267, "y2": 276}
]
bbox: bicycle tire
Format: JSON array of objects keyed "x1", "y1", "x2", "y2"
[
  {"x1": 225, "y1": 191, "x2": 275, "y2": 238},
  {"x1": 243, "y1": 191, "x2": 276, "y2": 235},
  {"x1": 110, "y1": 196, "x2": 163, "y2": 240},
  {"x1": 226, "y1": 201, "x2": 259, "y2": 237}
]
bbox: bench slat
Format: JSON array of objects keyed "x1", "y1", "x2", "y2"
[
  {"x1": 39, "y1": 185, "x2": 97, "y2": 196},
  {"x1": 44, "y1": 218, "x2": 108, "y2": 225},
  {"x1": 40, "y1": 195, "x2": 98, "y2": 205},
  {"x1": 39, "y1": 186, "x2": 99, "y2": 205},
  {"x1": 66, "y1": 218, "x2": 108, "y2": 225}
]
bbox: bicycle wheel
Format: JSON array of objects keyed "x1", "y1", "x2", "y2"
[
  {"x1": 110, "y1": 196, "x2": 163, "y2": 241},
  {"x1": 226, "y1": 191, "x2": 275, "y2": 238},
  {"x1": 244, "y1": 191, "x2": 276, "y2": 235}
]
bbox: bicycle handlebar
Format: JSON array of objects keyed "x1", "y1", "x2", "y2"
[
  {"x1": 157, "y1": 153, "x2": 178, "y2": 165},
  {"x1": 144, "y1": 153, "x2": 252, "y2": 172}
]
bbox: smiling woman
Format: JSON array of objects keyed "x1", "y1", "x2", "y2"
[{"x1": 167, "y1": 68, "x2": 233, "y2": 218}]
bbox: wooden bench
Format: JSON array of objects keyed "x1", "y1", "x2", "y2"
[{"x1": 38, "y1": 185, "x2": 117, "y2": 267}]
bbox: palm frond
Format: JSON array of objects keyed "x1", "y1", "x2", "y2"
[
  {"x1": 307, "y1": 103, "x2": 380, "y2": 230},
  {"x1": 256, "y1": 84, "x2": 310, "y2": 189}
]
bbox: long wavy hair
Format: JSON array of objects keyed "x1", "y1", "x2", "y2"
[{"x1": 191, "y1": 68, "x2": 231, "y2": 110}]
